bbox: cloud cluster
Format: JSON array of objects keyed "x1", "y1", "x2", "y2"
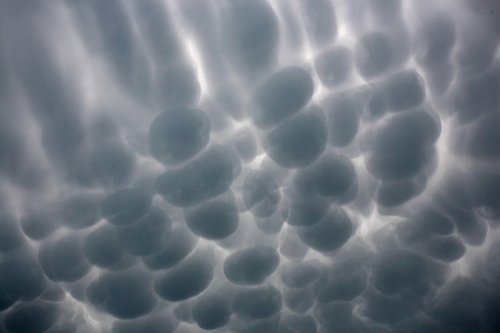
[{"x1": 1, "y1": 0, "x2": 500, "y2": 332}]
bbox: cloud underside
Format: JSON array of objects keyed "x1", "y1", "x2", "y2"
[{"x1": 1, "y1": 0, "x2": 500, "y2": 332}]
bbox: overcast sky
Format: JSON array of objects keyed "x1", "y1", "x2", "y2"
[{"x1": 1, "y1": 0, "x2": 500, "y2": 332}]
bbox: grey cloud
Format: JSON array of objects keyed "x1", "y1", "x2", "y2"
[{"x1": 1, "y1": 0, "x2": 500, "y2": 332}]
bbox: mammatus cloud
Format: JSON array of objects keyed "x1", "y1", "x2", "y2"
[{"x1": 0, "y1": 0, "x2": 500, "y2": 332}]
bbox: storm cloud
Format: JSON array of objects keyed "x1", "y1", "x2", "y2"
[{"x1": 1, "y1": 0, "x2": 500, "y2": 332}]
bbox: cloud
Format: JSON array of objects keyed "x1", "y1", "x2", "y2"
[{"x1": 1, "y1": 0, "x2": 500, "y2": 332}]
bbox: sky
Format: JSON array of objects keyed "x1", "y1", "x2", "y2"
[{"x1": 0, "y1": 0, "x2": 500, "y2": 332}]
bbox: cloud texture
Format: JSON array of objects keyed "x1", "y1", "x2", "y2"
[{"x1": 1, "y1": 0, "x2": 500, "y2": 332}]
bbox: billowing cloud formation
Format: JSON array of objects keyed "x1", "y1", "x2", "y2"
[{"x1": 1, "y1": 0, "x2": 500, "y2": 332}]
